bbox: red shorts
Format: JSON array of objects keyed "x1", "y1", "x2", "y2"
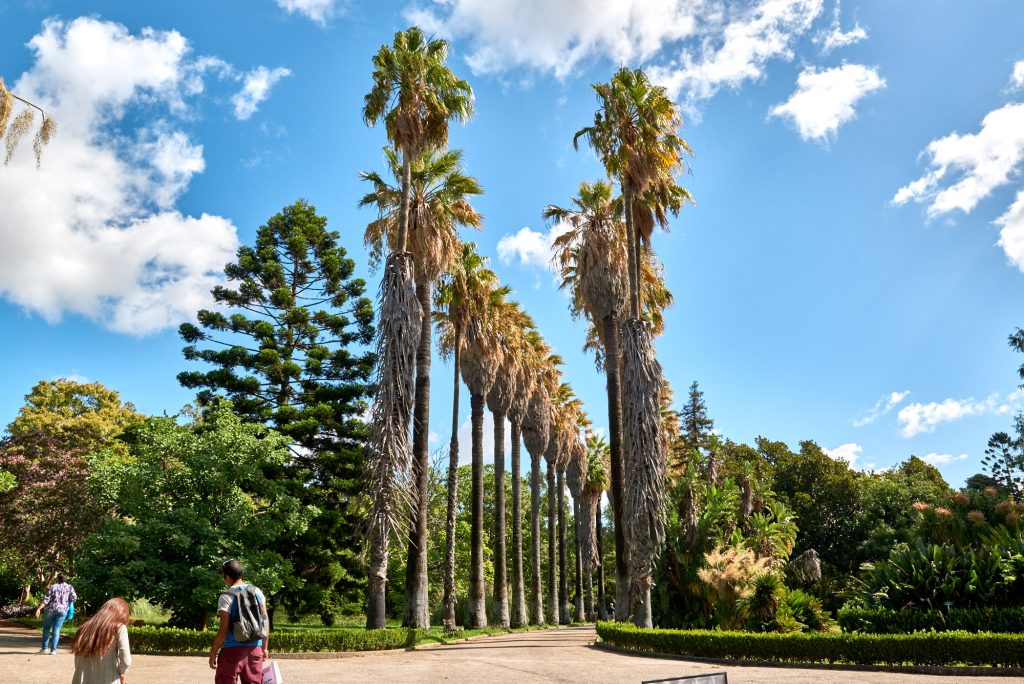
[{"x1": 215, "y1": 645, "x2": 264, "y2": 684}]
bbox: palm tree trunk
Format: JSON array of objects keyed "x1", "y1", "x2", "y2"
[
  {"x1": 557, "y1": 468, "x2": 569, "y2": 624},
  {"x1": 366, "y1": 530, "x2": 389, "y2": 629},
  {"x1": 596, "y1": 499, "x2": 608, "y2": 621},
  {"x1": 403, "y1": 279, "x2": 432, "y2": 628},
  {"x1": 468, "y1": 391, "x2": 488, "y2": 628},
  {"x1": 622, "y1": 180, "x2": 640, "y2": 318},
  {"x1": 510, "y1": 422, "x2": 528, "y2": 627},
  {"x1": 603, "y1": 313, "x2": 628, "y2": 621},
  {"x1": 546, "y1": 461, "x2": 559, "y2": 625},
  {"x1": 573, "y1": 497, "x2": 585, "y2": 622},
  {"x1": 493, "y1": 411, "x2": 510, "y2": 627},
  {"x1": 530, "y1": 451, "x2": 544, "y2": 625},
  {"x1": 397, "y1": 151, "x2": 412, "y2": 252},
  {"x1": 443, "y1": 326, "x2": 462, "y2": 625}
]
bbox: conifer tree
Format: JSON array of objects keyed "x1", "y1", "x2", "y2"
[{"x1": 178, "y1": 199, "x2": 375, "y2": 619}]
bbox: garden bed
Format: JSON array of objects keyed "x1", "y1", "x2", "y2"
[{"x1": 596, "y1": 621, "x2": 1024, "y2": 669}]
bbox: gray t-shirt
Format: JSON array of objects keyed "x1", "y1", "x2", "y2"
[{"x1": 217, "y1": 584, "x2": 265, "y2": 648}]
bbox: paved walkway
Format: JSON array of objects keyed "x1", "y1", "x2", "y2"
[{"x1": 2, "y1": 623, "x2": 1020, "y2": 683}]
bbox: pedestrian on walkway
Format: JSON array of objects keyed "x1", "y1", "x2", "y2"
[
  {"x1": 70, "y1": 597, "x2": 132, "y2": 684},
  {"x1": 208, "y1": 559, "x2": 270, "y2": 684},
  {"x1": 35, "y1": 573, "x2": 77, "y2": 654}
]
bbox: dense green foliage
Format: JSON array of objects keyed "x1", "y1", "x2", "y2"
[
  {"x1": 0, "y1": 380, "x2": 140, "y2": 595},
  {"x1": 838, "y1": 606, "x2": 1024, "y2": 634},
  {"x1": 74, "y1": 402, "x2": 314, "y2": 627},
  {"x1": 178, "y1": 200, "x2": 375, "y2": 619},
  {"x1": 596, "y1": 622, "x2": 1024, "y2": 667}
]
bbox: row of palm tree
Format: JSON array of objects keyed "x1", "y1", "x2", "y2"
[{"x1": 360, "y1": 26, "x2": 693, "y2": 630}]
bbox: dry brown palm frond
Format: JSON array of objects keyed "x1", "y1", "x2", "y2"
[
  {"x1": 5, "y1": 108, "x2": 34, "y2": 166},
  {"x1": 32, "y1": 116, "x2": 56, "y2": 169},
  {"x1": 366, "y1": 252, "x2": 422, "y2": 548},
  {"x1": 0, "y1": 80, "x2": 13, "y2": 144},
  {"x1": 620, "y1": 318, "x2": 668, "y2": 600}
]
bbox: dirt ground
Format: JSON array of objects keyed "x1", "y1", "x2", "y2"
[{"x1": 2, "y1": 622, "x2": 1020, "y2": 683}]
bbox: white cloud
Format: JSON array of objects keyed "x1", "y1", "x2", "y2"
[
  {"x1": 405, "y1": 0, "x2": 704, "y2": 79},
  {"x1": 232, "y1": 66, "x2": 291, "y2": 120},
  {"x1": 814, "y1": 1, "x2": 866, "y2": 54},
  {"x1": 897, "y1": 391, "x2": 1023, "y2": 438},
  {"x1": 0, "y1": 17, "x2": 239, "y2": 335},
  {"x1": 919, "y1": 452, "x2": 969, "y2": 466},
  {"x1": 996, "y1": 189, "x2": 1024, "y2": 272},
  {"x1": 650, "y1": 0, "x2": 824, "y2": 103},
  {"x1": 274, "y1": 0, "x2": 342, "y2": 25},
  {"x1": 407, "y1": 0, "x2": 823, "y2": 105},
  {"x1": 892, "y1": 103, "x2": 1024, "y2": 217},
  {"x1": 769, "y1": 63, "x2": 884, "y2": 141},
  {"x1": 825, "y1": 442, "x2": 862, "y2": 468},
  {"x1": 496, "y1": 223, "x2": 572, "y2": 273},
  {"x1": 1011, "y1": 60, "x2": 1024, "y2": 90},
  {"x1": 852, "y1": 390, "x2": 909, "y2": 427}
]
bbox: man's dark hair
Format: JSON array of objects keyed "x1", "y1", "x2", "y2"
[
  {"x1": 56, "y1": 573, "x2": 65, "y2": 584},
  {"x1": 221, "y1": 559, "x2": 244, "y2": 581}
]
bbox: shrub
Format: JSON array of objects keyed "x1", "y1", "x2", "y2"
[
  {"x1": 128, "y1": 626, "x2": 415, "y2": 653},
  {"x1": 595, "y1": 621, "x2": 1024, "y2": 667},
  {"x1": 838, "y1": 606, "x2": 1024, "y2": 634}
]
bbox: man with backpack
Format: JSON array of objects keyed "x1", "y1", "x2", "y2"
[{"x1": 208, "y1": 559, "x2": 270, "y2": 684}]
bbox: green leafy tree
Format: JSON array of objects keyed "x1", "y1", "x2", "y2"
[
  {"x1": 1, "y1": 379, "x2": 140, "y2": 599},
  {"x1": 178, "y1": 199, "x2": 374, "y2": 619},
  {"x1": 983, "y1": 430, "x2": 1024, "y2": 501},
  {"x1": 76, "y1": 402, "x2": 314, "y2": 627}
]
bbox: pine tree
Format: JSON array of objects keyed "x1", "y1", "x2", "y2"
[
  {"x1": 677, "y1": 381, "x2": 714, "y2": 468},
  {"x1": 178, "y1": 199, "x2": 375, "y2": 619}
]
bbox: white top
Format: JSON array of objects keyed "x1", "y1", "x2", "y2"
[{"x1": 71, "y1": 624, "x2": 131, "y2": 684}]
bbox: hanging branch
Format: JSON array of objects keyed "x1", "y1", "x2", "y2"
[{"x1": 1, "y1": 77, "x2": 57, "y2": 168}]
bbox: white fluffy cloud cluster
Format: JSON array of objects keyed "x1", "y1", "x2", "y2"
[
  {"x1": 233, "y1": 66, "x2": 292, "y2": 120},
  {"x1": 769, "y1": 63, "x2": 884, "y2": 142},
  {"x1": 852, "y1": 390, "x2": 909, "y2": 427},
  {"x1": 0, "y1": 17, "x2": 287, "y2": 335},
  {"x1": 893, "y1": 101, "x2": 1024, "y2": 271},
  {"x1": 897, "y1": 391, "x2": 1022, "y2": 438},
  {"x1": 496, "y1": 223, "x2": 573, "y2": 274}
]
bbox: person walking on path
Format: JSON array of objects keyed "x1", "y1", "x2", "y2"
[
  {"x1": 70, "y1": 597, "x2": 132, "y2": 684},
  {"x1": 208, "y1": 559, "x2": 270, "y2": 684},
  {"x1": 35, "y1": 573, "x2": 77, "y2": 654}
]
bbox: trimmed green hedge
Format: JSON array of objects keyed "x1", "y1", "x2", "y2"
[
  {"x1": 128, "y1": 626, "x2": 415, "y2": 653},
  {"x1": 596, "y1": 621, "x2": 1024, "y2": 667},
  {"x1": 838, "y1": 606, "x2": 1024, "y2": 634}
]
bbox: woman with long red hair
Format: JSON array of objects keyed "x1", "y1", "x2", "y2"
[{"x1": 70, "y1": 598, "x2": 132, "y2": 684}]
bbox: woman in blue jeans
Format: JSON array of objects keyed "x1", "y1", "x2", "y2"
[{"x1": 35, "y1": 573, "x2": 77, "y2": 654}]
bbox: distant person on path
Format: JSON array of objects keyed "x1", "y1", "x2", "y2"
[
  {"x1": 209, "y1": 559, "x2": 270, "y2": 684},
  {"x1": 70, "y1": 597, "x2": 132, "y2": 684},
  {"x1": 35, "y1": 573, "x2": 77, "y2": 654},
  {"x1": 607, "y1": 602, "x2": 615, "y2": 620}
]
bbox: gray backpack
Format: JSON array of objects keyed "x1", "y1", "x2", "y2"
[{"x1": 222, "y1": 586, "x2": 268, "y2": 642}]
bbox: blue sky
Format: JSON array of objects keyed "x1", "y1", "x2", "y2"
[{"x1": 2, "y1": 0, "x2": 1023, "y2": 486}]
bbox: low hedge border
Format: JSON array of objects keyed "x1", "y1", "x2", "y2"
[
  {"x1": 595, "y1": 621, "x2": 1024, "y2": 669},
  {"x1": 128, "y1": 626, "x2": 415, "y2": 654},
  {"x1": 838, "y1": 606, "x2": 1024, "y2": 634}
]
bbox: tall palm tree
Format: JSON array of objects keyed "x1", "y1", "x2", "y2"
[
  {"x1": 435, "y1": 242, "x2": 498, "y2": 625},
  {"x1": 548, "y1": 383, "x2": 588, "y2": 624},
  {"x1": 566, "y1": 438, "x2": 588, "y2": 622},
  {"x1": 362, "y1": 26, "x2": 473, "y2": 630},
  {"x1": 574, "y1": 67, "x2": 693, "y2": 628},
  {"x1": 460, "y1": 283, "x2": 513, "y2": 627},
  {"x1": 584, "y1": 433, "x2": 611, "y2": 620},
  {"x1": 547, "y1": 180, "x2": 629, "y2": 618},
  {"x1": 506, "y1": 321, "x2": 539, "y2": 628},
  {"x1": 360, "y1": 147, "x2": 483, "y2": 627},
  {"x1": 484, "y1": 298, "x2": 530, "y2": 628},
  {"x1": 520, "y1": 344, "x2": 557, "y2": 624}
]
